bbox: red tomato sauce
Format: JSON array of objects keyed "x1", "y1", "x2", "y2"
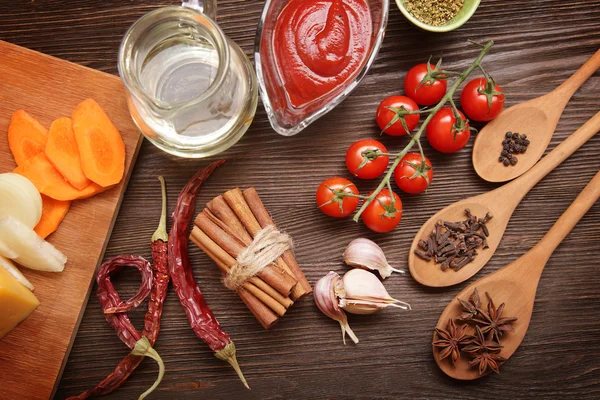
[{"x1": 273, "y1": 0, "x2": 372, "y2": 108}]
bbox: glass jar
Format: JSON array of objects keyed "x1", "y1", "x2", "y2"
[{"x1": 119, "y1": 1, "x2": 258, "y2": 158}]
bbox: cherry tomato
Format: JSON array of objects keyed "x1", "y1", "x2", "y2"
[
  {"x1": 394, "y1": 153, "x2": 433, "y2": 194},
  {"x1": 426, "y1": 108, "x2": 471, "y2": 153},
  {"x1": 460, "y1": 77, "x2": 505, "y2": 122},
  {"x1": 404, "y1": 63, "x2": 447, "y2": 106},
  {"x1": 345, "y1": 139, "x2": 389, "y2": 179},
  {"x1": 376, "y1": 96, "x2": 420, "y2": 136},
  {"x1": 362, "y1": 189, "x2": 402, "y2": 233},
  {"x1": 316, "y1": 177, "x2": 359, "y2": 218}
]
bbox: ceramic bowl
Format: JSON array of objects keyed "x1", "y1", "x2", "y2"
[{"x1": 396, "y1": 0, "x2": 481, "y2": 33}]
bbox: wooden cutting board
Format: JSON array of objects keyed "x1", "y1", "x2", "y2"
[{"x1": 0, "y1": 40, "x2": 142, "y2": 399}]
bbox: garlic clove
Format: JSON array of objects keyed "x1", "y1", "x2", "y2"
[
  {"x1": 314, "y1": 271, "x2": 359, "y2": 345},
  {"x1": 341, "y1": 269, "x2": 411, "y2": 315},
  {"x1": 343, "y1": 238, "x2": 405, "y2": 279}
]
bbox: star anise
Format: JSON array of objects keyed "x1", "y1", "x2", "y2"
[
  {"x1": 462, "y1": 326, "x2": 503, "y2": 355},
  {"x1": 472, "y1": 292, "x2": 517, "y2": 342},
  {"x1": 468, "y1": 351, "x2": 507, "y2": 375},
  {"x1": 433, "y1": 319, "x2": 474, "y2": 365},
  {"x1": 457, "y1": 287, "x2": 481, "y2": 321},
  {"x1": 463, "y1": 326, "x2": 506, "y2": 375}
]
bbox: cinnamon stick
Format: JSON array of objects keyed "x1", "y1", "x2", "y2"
[
  {"x1": 191, "y1": 226, "x2": 292, "y2": 311},
  {"x1": 201, "y1": 209, "x2": 294, "y2": 308},
  {"x1": 223, "y1": 188, "x2": 307, "y2": 300},
  {"x1": 243, "y1": 187, "x2": 312, "y2": 296},
  {"x1": 194, "y1": 235, "x2": 287, "y2": 316},
  {"x1": 208, "y1": 196, "x2": 253, "y2": 243},
  {"x1": 190, "y1": 234, "x2": 278, "y2": 329},
  {"x1": 194, "y1": 212, "x2": 297, "y2": 297}
]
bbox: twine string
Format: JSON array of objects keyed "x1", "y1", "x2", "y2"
[{"x1": 224, "y1": 225, "x2": 292, "y2": 290}]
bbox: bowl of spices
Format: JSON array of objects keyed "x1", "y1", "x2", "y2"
[{"x1": 396, "y1": 0, "x2": 480, "y2": 32}]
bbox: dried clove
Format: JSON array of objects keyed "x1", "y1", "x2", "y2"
[{"x1": 414, "y1": 209, "x2": 492, "y2": 272}]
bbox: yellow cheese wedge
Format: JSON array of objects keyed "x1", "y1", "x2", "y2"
[{"x1": 0, "y1": 264, "x2": 39, "y2": 340}]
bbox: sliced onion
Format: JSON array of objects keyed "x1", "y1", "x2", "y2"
[
  {"x1": 0, "y1": 254, "x2": 34, "y2": 290},
  {"x1": 0, "y1": 216, "x2": 66, "y2": 272},
  {"x1": 0, "y1": 173, "x2": 42, "y2": 229}
]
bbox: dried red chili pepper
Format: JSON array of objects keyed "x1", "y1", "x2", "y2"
[
  {"x1": 168, "y1": 160, "x2": 249, "y2": 389},
  {"x1": 70, "y1": 177, "x2": 169, "y2": 399}
]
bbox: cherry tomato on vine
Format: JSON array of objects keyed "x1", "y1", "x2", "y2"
[
  {"x1": 426, "y1": 108, "x2": 471, "y2": 153},
  {"x1": 404, "y1": 62, "x2": 447, "y2": 106},
  {"x1": 316, "y1": 177, "x2": 360, "y2": 218},
  {"x1": 394, "y1": 153, "x2": 433, "y2": 194},
  {"x1": 376, "y1": 96, "x2": 420, "y2": 136},
  {"x1": 345, "y1": 139, "x2": 389, "y2": 179},
  {"x1": 362, "y1": 189, "x2": 403, "y2": 233},
  {"x1": 460, "y1": 77, "x2": 505, "y2": 122}
]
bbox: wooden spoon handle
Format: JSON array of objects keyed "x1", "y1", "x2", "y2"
[
  {"x1": 553, "y1": 48, "x2": 600, "y2": 103},
  {"x1": 531, "y1": 169, "x2": 600, "y2": 264},
  {"x1": 506, "y1": 111, "x2": 600, "y2": 198}
]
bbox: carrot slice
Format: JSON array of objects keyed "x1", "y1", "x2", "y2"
[
  {"x1": 8, "y1": 110, "x2": 48, "y2": 166},
  {"x1": 45, "y1": 117, "x2": 91, "y2": 190},
  {"x1": 14, "y1": 153, "x2": 111, "y2": 201},
  {"x1": 72, "y1": 99, "x2": 125, "y2": 187},
  {"x1": 34, "y1": 195, "x2": 71, "y2": 239}
]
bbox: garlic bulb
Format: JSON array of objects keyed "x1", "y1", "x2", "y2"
[
  {"x1": 340, "y1": 269, "x2": 411, "y2": 315},
  {"x1": 343, "y1": 238, "x2": 404, "y2": 279},
  {"x1": 314, "y1": 271, "x2": 359, "y2": 345}
]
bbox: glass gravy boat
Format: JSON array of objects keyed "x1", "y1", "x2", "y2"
[
  {"x1": 119, "y1": 0, "x2": 258, "y2": 158},
  {"x1": 255, "y1": 0, "x2": 388, "y2": 136}
]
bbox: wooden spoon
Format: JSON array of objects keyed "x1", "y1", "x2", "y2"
[
  {"x1": 472, "y1": 48, "x2": 600, "y2": 183},
  {"x1": 409, "y1": 111, "x2": 600, "y2": 287},
  {"x1": 433, "y1": 168, "x2": 600, "y2": 380}
]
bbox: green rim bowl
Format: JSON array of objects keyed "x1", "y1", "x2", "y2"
[{"x1": 395, "y1": 0, "x2": 481, "y2": 32}]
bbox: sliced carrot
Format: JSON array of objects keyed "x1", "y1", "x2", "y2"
[
  {"x1": 13, "y1": 153, "x2": 111, "y2": 201},
  {"x1": 8, "y1": 110, "x2": 48, "y2": 166},
  {"x1": 45, "y1": 117, "x2": 91, "y2": 190},
  {"x1": 72, "y1": 99, "x2": 125, "y2": 188},
  {"x1": 34, "y1": 195, "x2": 71, "y2": 239}
]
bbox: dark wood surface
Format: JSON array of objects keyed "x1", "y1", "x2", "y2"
[{"x1": 1, "y1": 0, "x2": 599, "y2": 399}]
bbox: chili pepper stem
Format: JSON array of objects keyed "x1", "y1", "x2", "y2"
[
  {"x1": 131, "y1": 337, "x2": 165, "y2": 400},
  {"x1": 215, "y1": 342, "x2": 250, "y2": 389},
  {"x1": 152, "y1": 176, "x2": 169, "y2": 243},
  {"x1": 353, "y1": 40, "x2": 494, "y2": 222}
]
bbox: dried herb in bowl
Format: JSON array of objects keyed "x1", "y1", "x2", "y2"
[{"x1": 404, "y1": 0, "x2": 464, "y2": 26}]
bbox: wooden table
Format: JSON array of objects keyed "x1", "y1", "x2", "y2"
[{"x1": 1, "y1": 1, "x2": 599, "y2": 399}]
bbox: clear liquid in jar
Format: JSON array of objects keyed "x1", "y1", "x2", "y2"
[{"x1": 138, "y1": 30, "x2": 250, "y2": 142}]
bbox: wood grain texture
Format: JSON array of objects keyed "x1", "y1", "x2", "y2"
[
  {"x1": 434, "y1": 170, "x2": 600, "y2": 380},
  {"x1": 1, "y1": 0, "x2": 599, "y2": 399},
  {"x1": 0, "y1": 41, "x2": 142, "y2": 399}
]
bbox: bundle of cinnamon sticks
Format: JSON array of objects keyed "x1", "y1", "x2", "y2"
[{"x1": 190, "y1": 187, "x2": 311, "y2": 329}]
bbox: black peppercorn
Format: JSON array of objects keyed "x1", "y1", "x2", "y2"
[{"x1": 499, "y1": 131, "x2": 530, "y2": 166}]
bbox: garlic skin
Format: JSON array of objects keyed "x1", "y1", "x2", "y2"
[
  {"x1": 314, "y1": 271, "x2": 359, "y2": 345},
  {"x1": 343, "y1": 238, "x2": 404, "y2": 279},
  {"x1": 340, "y1": 269, "x2": 411, "y2": 315}
]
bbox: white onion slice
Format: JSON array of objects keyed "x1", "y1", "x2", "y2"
[
  {"x1": 0, "y1": 254, "x2": 34, "y2": 290},
  {"x1": 0, "y1": 173, "x2": 42, "y2": 228},
  {"x1": 0, "y1": 216, "x2": 66, "y2": 272}
]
